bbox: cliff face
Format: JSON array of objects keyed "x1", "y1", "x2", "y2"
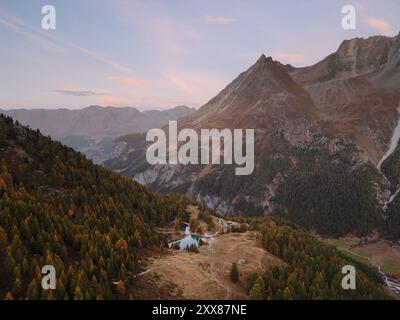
[
  {"x1": 290, "y1": 34, "x2": 400, "y2": 163},
  {"x1": 290, "y1": 34, "x2": 399, "y2": 85}
]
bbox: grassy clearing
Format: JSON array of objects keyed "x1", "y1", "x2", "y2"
[
  {"x1": 381, "y1": 259, "x2": 400, "y2": 277},
  {"x1": 133, "y1": 231, "x2": 284, "y2": 299},
  {"x1": 324, "y1": 237, "x2": 400, "y2": 278}
]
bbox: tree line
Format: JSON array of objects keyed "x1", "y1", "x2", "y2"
[{"x1": 246, "y1": 219, "x2": 390, "y2": 300}]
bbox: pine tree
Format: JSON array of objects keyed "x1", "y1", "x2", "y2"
[
  {"x1": 0, "y1": 227, "x2": 7, "y2": 253},
  {"x1": 229, "y1": 263, "x2": 239, "y2": 283},
  {"x1": 249, "y1": 276, "x2": 265, "y2": 300},
  {"x1": 283, "y1": 287, "x2": 293, "y2": 300},
  {"x1": 12, "y1": 278, "x2": 23, "y2": 298},
  {"x1": 26, "y1": 279, "x2": 39, "y2": 300},
  {"x1": 74, "y1": 286, "x2": 84, "y2": 300}
]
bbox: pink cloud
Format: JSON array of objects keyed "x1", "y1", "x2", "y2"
[
  {"x1": 97, "y1": 95, "x2": 136, "y2": 107},
  {"x1": 364, "y1": 16, "x2": 392, "y2": 34},
  {"x1": 204, "y1": 15, "x2": 237, "y2": 25},
  {"x1": 273, "y1": 53, "x2": 305, "y2": 64},
  {"x1": 166, "y1": 74, "x2": 194, "y2": 93},
  {"x1": 107, "y1": 76, "x2": 148, "y2": 87},
  {"x1": 354, "y1": 1, "x2": 393, "y2": 35}
]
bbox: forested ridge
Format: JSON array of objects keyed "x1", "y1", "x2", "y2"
[
  {"x1": 275, "y1": 145, "x2": 382, "y2": 237},
  {"x1": 247, "y1": 219, "x2": 390, "y2": 300},
  {"x1": 0, "y1": 114, "x2": 191, "y2": 299},
  {"x1": 386, "y1": 196, "x2": 400, "y2": 240},
  {"x1": 195, "y1": 140, "x2": 385, "y2": 237}
]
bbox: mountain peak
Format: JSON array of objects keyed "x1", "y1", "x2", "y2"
[
  {"x1": 256, "y1": 54, "x2": 273, "y2": 64},
  {"x1": 181, "y1": 48, "x2": 318, "y2": 131}
]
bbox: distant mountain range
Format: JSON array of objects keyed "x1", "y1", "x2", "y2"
[
  {"x1": 0, "y1": 105, "x2": 195, "y2": 138},
  {"x1": 0, "y1": 105, "x2": 195, "y2": 163},
  {"x1": 105, "y1": 33, "x2": 400, "y2": 239}
]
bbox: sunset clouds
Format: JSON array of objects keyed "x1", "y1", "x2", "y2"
[
  {"x1": 364, "y1": 16, "x2": 392, "y2": 34},
  {"x1": 0, "y1": 1, "x2": 399, "y2": 110}
]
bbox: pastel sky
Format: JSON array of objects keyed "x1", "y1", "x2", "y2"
[{"x1": 0, "y1": 0, "x2": 399, "y2": 110}]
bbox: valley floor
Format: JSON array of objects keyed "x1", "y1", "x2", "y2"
[
  {"x1": 323, "y1": 237, "x2": 400, "y2": 278},
  {"x1": 323, "y1": 236, "x2": 400, "y2": 296}
]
